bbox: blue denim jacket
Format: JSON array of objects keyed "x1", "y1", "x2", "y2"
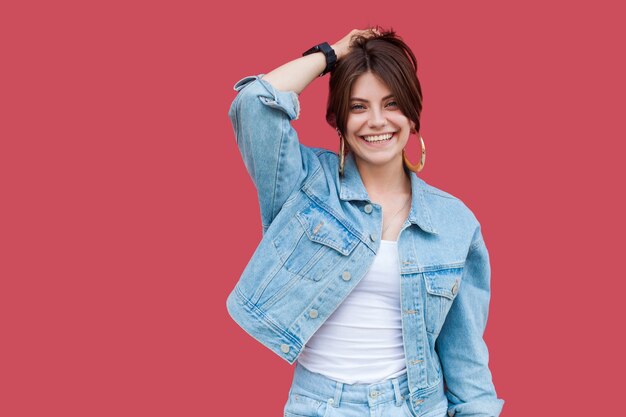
[{"x1": 226, "y1": 75, "x2": 504, "y2": 417}]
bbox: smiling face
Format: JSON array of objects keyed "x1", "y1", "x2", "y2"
[{"x1": 344, "y1": 71, "x2": 415, "y2": 172}]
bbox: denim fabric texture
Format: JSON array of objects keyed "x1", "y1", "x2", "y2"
[
  {"x1": 285, "y1": 362, "x2": 447, "y2": 417},
  {"x1": 226, "y1": 75, "x2": 504, "y2": 417}
]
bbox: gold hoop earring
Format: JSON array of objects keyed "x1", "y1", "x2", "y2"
[
  {"x1": 337, "y1": 128, "x2": 345, "y2": 176},
  {"x1": 403, "y1": 134, "x2": 426, "y2": 173}
]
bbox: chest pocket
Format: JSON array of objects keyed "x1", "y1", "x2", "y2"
[
  {"x1": 424, "y1": 267, "x2": 463, "y2": 335},
  {"x1": 272, "y1": 203, "x2": 359, "y2": 281}
]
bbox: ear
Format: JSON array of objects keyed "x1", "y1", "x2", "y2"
[{"x1": 410, "y1": 121, "x2": 417, "y2": 133}]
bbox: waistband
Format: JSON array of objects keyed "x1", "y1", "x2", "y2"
[{"x1": 291, "y1": 362, "x2": 409, "y2": 407}]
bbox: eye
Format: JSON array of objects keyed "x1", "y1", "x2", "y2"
[
  {"x1": 386, "y1": 100, "x2": 398, "y2": 108},
  {"x1": 350, "y1": 103, "x2": 366, "y2": 111}
]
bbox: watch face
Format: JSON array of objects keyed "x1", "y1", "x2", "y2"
[{"x1": 318, "y1": 43, "x2": 332, "y2": 54}]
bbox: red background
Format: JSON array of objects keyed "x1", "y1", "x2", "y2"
[{"x1": 1, "y1": 1, "x2": 624, "y2": 416}]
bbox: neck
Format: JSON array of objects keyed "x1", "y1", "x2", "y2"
[{"x1": 355, "y1": 157, "x2": 411, "y2": 197}]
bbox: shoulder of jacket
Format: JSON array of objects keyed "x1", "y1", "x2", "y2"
[
  {"x1": 417, "y1": 178, "x2": 456, "y2": 199},
  {"x1": 309, "y1": 147, "x2": 337, "y2": 158},
  {"x1": 419, "y1": 178, "x2": 480, "y2": 226},
  {"x1": 304, "y1": 147, "x2": 339, "y2": 173},
  {"x1": 296, "y1": 145, "x2": 336, "y2": 168}
]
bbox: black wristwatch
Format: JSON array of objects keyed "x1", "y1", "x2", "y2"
[{"x1": 302, "y1": 42, "x2": 337, "y2": 76}]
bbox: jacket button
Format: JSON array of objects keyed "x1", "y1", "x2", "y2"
[
  {"x1": 451, "y1": 280, "x2": 459, "y2": 295},
  {"x1": 280, "y1": 344, "x2": 290, "y2": 353},
  {"x1": 370, "y1": 233, "x2": 377, "y2": 241},
  {"x1": 342, "y1": 271, "x2": 351, "y2": 281},
  {"x1": 309, "y1": 309, "x2": 319, "y2": 318},
  {"x1": 364, "y1": 204, "x2": 373, "y2": 214}
]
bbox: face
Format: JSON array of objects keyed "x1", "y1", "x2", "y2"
[{"x1": 344, "y1": 71, "x2": 414, "y2": 172}]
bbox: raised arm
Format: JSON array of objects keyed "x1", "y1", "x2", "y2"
[
  {"x1": 263, "y1": 29, "x2": 369, "y2": 93},
  {"x1": 228, "y1": 29, "x2": 377, "y2": 232}
]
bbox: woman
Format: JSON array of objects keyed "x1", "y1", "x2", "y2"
[{"x1": 226, "y1": 28, "x2": 504, "y2": 417}]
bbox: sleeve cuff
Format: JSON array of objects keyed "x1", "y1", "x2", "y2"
[
  {"x1": 447, "y1": 397, "x2": 504, "y2": 417},
  {"x1": 232, "y1": 74, "x2": 301, "y2": 121}
]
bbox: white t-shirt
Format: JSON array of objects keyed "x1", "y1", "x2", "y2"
[{"x1": 297, "y1": 240, "x2": 407, "y2": 384}]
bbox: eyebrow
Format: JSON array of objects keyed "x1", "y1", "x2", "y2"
[{"x1": 350, "y1": 94, "x2": 395, "y2": 102}]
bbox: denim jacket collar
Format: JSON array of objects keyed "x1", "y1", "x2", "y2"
[{"x1": 339, "y1": 153, "x2": 438, "y2": 235}]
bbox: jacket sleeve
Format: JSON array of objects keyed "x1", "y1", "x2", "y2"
[
  {"x1": 228, "y1": 74, "x2": 310, "y2": 232},
  {"x1": 435, "y1": 226, "x2": 505, "y2": 417}
]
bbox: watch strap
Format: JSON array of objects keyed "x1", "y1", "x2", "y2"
[{"x1": 302, "y1": 42, "x2": 337, "y2": 76}]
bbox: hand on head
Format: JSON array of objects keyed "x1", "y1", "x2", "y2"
[{"x1": 331, "y1": 28, "x2": 382, "y2": 60}]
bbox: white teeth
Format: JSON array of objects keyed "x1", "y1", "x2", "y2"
[{"x1": 361, "y1": 133, "x2": 393, "y2": 142}]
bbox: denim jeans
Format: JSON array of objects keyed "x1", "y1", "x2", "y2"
[{"x1": 284, "y1": 362, "x2": 448, "y2": 417}]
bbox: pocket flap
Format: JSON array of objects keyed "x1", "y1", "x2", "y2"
[
  {"x1": 296, "y1": 204, "x2": 358, "y2": 256},
  {"x1": 424, "y1": 268, "x2": 463, "y2": 299}
]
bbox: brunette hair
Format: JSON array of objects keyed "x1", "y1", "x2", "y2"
[{"x1": 326, "y1": 29, "x2": 423, "y2": 140}]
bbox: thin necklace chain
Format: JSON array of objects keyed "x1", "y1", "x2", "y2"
[{"x1": 382, "y1": 194, "x2": 412, "y2": 235}]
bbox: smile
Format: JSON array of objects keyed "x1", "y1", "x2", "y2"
[{"x1": 360, "y1": 133, "x2": 395, "y2": 143}]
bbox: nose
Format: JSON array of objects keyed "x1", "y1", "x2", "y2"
[{"x1": 367, "y1": 108, "x2": 387, "y2": 129}]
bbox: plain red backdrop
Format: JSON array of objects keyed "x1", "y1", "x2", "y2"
[{"x1": 1, "y1": 0, "x2": 624, "y2": 416}]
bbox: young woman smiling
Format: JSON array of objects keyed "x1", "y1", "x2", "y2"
[{"x1": 226, "y1": 28, "x2": 504, "y2": 417}]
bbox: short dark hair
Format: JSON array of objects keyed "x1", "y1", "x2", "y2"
[{"x1": 326, "y1": 29, "x2": 423, "y2": 139}]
